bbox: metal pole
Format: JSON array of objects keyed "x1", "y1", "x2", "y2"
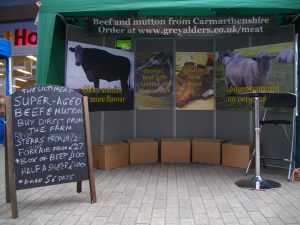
[
  {"x1": 254, "y1": 97, "x2": 261, "y2": 180},
  {"x1": 6, "y1": 57, "x2": 12, "y2": 95},
  {"x1": 100, "y1": 111, "x2": 104, "y2": 143},
  {"x1": 133, "y1": 38, "x2": 137, "y2": 139},
  {"x1": 172, "y1": 38, "x2": 176, "y2": 138},
  {"x1": 288, "y1": 32, "x2": 298, "y2": 180}
]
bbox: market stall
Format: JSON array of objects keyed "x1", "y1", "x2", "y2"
[{"x1": 36, "y1": 0, "x2": 300, "y2": 168}]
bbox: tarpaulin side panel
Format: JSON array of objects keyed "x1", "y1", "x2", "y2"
[
  {"x1": 45, "y1": 16, "x2": 66, "y2": 85},
  {"x1": 36, "y1": 12, "x2": 56, "y2": 84},
  {"x1": 0, "y1": 38, "x2": 11, "y2": 96},
  {"x1": 0, "y1": 38, "x2": 11, "y2": 58}
]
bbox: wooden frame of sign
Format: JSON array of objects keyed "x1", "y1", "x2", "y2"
[{"x1": 5, "y1": 85, "x2": 96, "y2": 218}]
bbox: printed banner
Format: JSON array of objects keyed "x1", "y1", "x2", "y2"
[
  {"x1": 85, "y1": 16, "x2": 277, "y2": 37},
  {"x1": 216, "y1": 42, "x2": 295, "y2": 110},
  {"x1": 66, "y1": 41, "x2": 134, "y2": 111},
  {"x1": 176, "y1": 52, "x2": 214, "y2": 110},
  {"x1": 135, "y1": 52, "x2": 173, "y2": 109}
]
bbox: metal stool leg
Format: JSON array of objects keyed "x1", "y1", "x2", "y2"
[
  {"x1": 245, "y1": 148, "x2": 255, "y2": 175},
  {"x1": 286, "y1": 124, "x2": 295, "y2": 181},
  {"x1": 278, "y1": 124, "x2": 296, "y2": 181}
]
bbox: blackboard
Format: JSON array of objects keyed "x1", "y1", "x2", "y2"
[
  {"x1": 10, "y1": 85, "x2": 89, "y2": 189},
  {"x1": 6, "y1": 85, "x2": 96, "y2": 218}
]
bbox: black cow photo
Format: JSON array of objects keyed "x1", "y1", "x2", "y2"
[{"x1": 66, "y1": 41, "x2": 134, "y2": 111}]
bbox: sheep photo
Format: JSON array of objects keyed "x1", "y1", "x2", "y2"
[{"x1": 216, "y1": 42, "x2": 295, "y2": 110}]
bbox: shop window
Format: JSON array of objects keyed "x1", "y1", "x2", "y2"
[
  {"x1": 0, "y1": 55, "x2": 36, "y2": 93},
  {"x1": 0, "y1": 59, "x2": 6, "y2": 96}
]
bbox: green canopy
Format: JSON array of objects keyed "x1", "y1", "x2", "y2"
[
  {"x1": 39, "y1": 0, "x2": 300, "y2": 15},
  {"x1": 37, "y1": 0, "x2": 300, "y2": 84},
  {"x1": 37, "y1": 0, "x2": 300, "y2": 166}
]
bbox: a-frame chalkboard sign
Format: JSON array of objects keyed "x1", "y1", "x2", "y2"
[{"x1": 5, "y1": 85, "x2": 96, "y2": 218}]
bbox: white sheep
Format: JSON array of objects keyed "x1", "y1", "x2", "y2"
[
  {"x1": 225, "y1": 52, "x2": 275, "y2": 87},
  {"x1": 277, "y1": 48, "x2": 294, "y2": 63}
]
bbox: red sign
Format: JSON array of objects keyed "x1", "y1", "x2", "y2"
[
  {"x1": 15, "y1": 28, "x2": 37, "y2": 46},
  {"x1": 0, "y1": 28, "x2": 37, "y2": 47}
]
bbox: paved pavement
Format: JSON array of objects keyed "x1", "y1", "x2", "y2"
[{"x1": 0, "y1": 148, "x2": 300, "y2": 225}]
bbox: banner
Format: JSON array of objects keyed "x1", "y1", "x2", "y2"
[
  {"x1": 216, "y1": 42, "x2": 295, "y2": 110},
  {"x1": 135, "y1": 51, "x2": 173, "y2": 109},
  {"x1": 66, "y1": 41, "x2": 134, "y2": 111},
  {"x1": 176, "y1": 52, "x2": 214, "y2": 110},
  {"x1": 85, "y1": 16, "x2": 277, "y2": 37}
]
